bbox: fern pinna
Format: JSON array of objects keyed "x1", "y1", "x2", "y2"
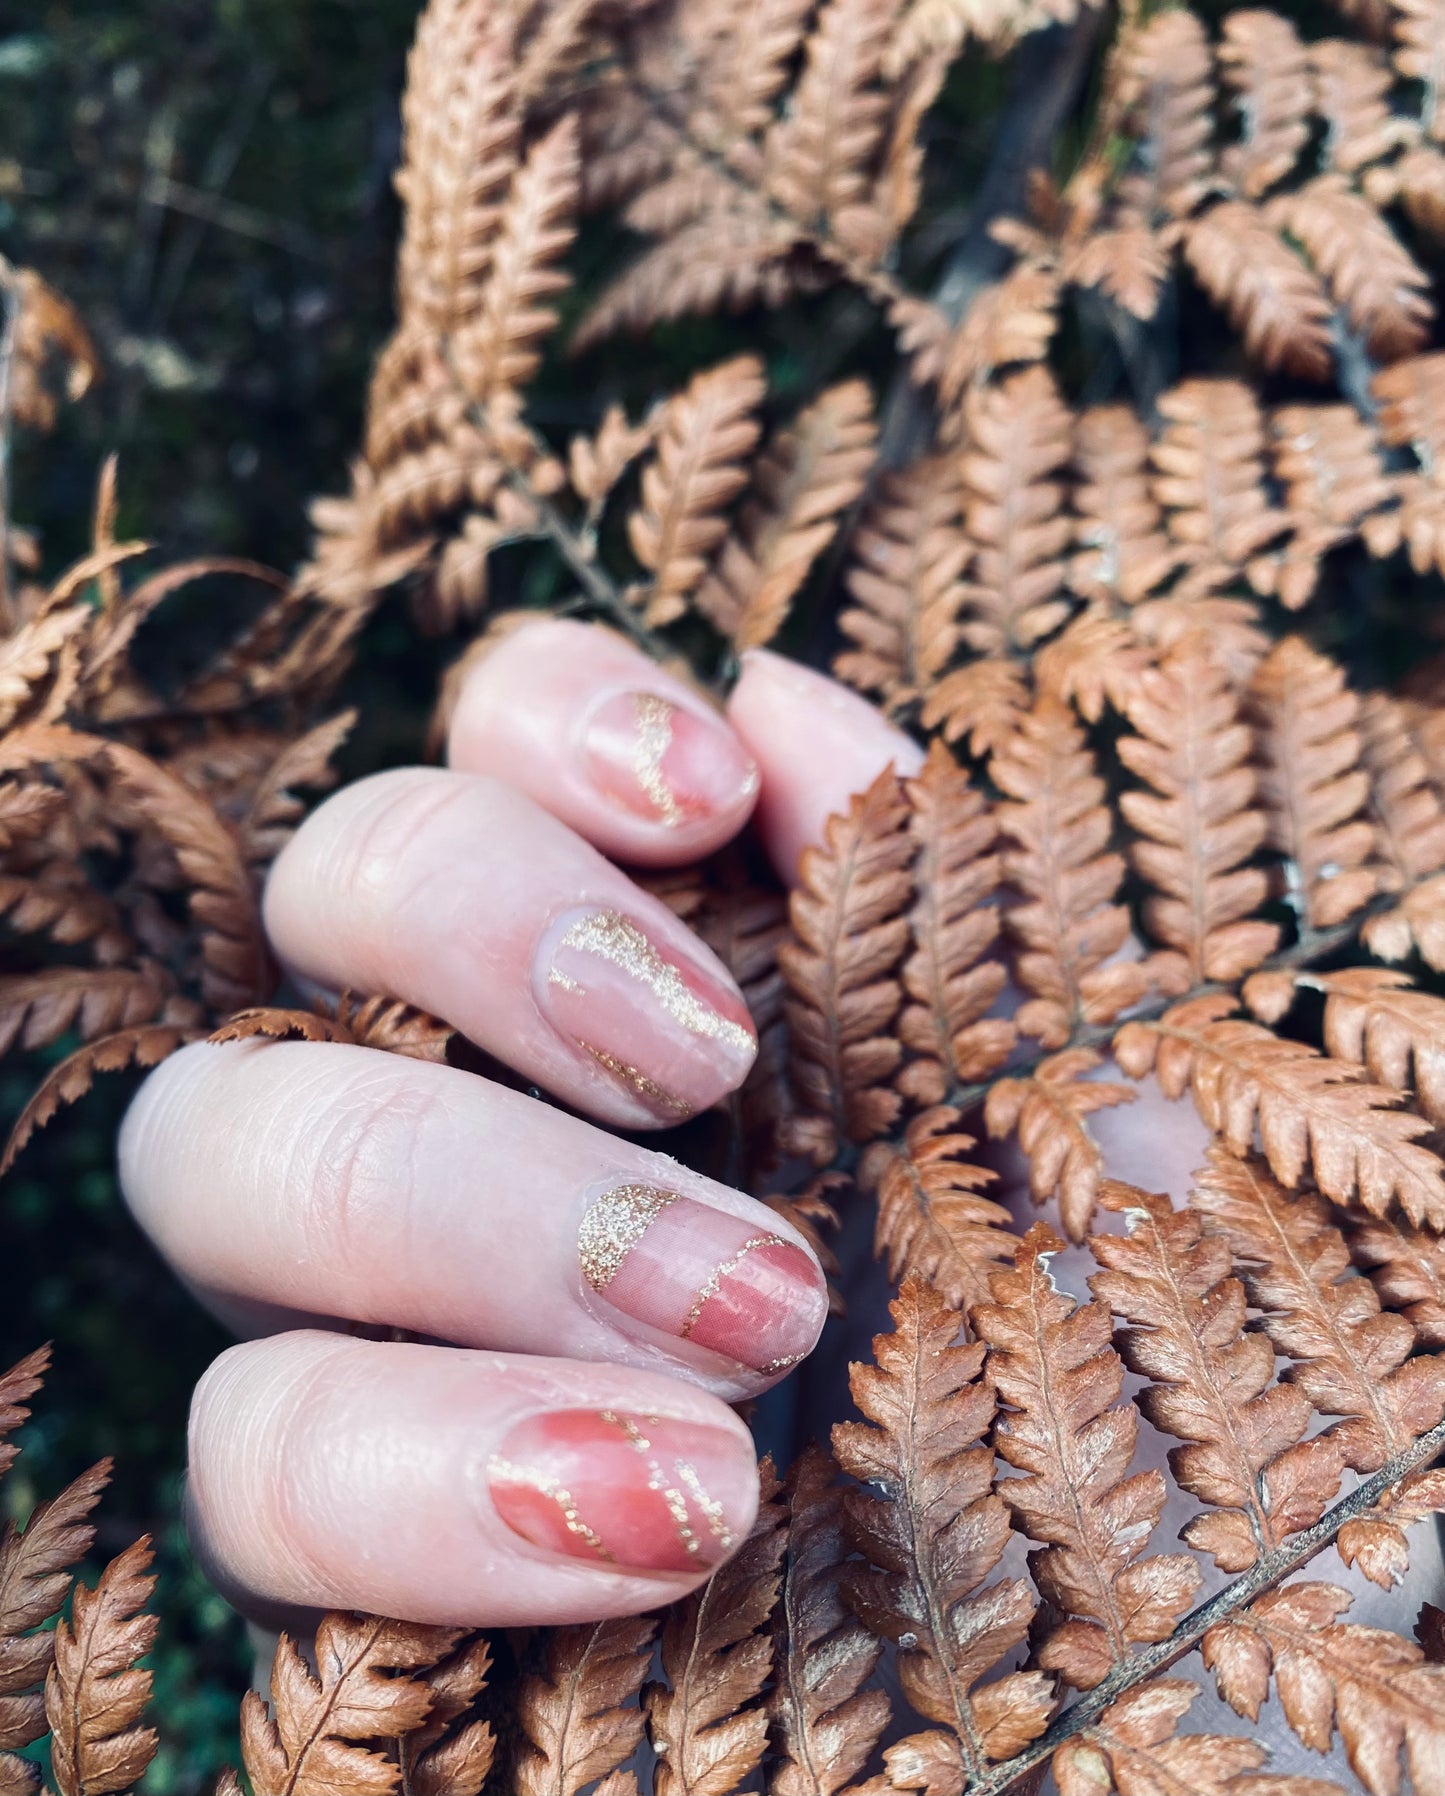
[{"x1": 4, "y1": 0, "x2": 1445, "y2": 1783}]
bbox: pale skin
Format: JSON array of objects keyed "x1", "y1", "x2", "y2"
[{"x1": 118, "y1": 622, "x2": 1440, "y2": 1777}]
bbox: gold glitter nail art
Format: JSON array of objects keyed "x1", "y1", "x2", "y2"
[
  {"x1": 486, "y1": 1454, "x2": 615, "y2": 1561},
  {"x1": 578, "y1": 1183, "x2": 681, "y2": 1291},
  {"x1": 633, "y1": 694, "x2": 683, "y2": 826},
  {"x1": 580, "y1": 1043, "x2": 691, "y2": 1116},
  {"x1": 680, "y1": 1233, "x2": 788, "y2": 1339},
  {"x1": 549, "y1": 910, "x2": 755, "y2": 1056},
  {"x1": 598, "y1": 1410, "x2": 734, "y2": 1558}
]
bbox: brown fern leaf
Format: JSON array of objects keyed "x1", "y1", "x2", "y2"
[
  {"x1": 1120, "y1": 9, "x2": 1217, "y2": 220},
  {"x1": 1115, "y1": 995, "x2": 1445, "y2": 1228},
  {"x1": 1391, "y1": 0, "x2": 1445, "y2": 139},
  {"x1": 1364, "y1": 870, "x2": 1445, "y2": 969},
  {"x1": 2, "y1": 1025, "x2": 194, "y2": 1176},
  {"x1": 1034, "y1": 606, "x2": 1155, "y2": 726},
  {"x1": 985, "y1": 1048, "x2": 1137, "y2": 1242},
  {"x1": 1247, "y1": 635, "x2": 1379, "y2": 929},
  {"x1": 835, "y1": 456, "x2": 969, "y2": 713},
  {"x1": 394, "y1": 0, "x2": 519, "y2": 338},
  {"x1": 646, "y1": 1467, "x2": 784, "y2": 1796},
  {"x1": 763, "y1": 0, "x2": 898, "y2": 243},
  {"x1": 338, "y1": 994, "x2": 456, "y2": 1062},
  {"x1": 955, "y1": 367, "x2": 1074, "y2": 656},
  {"x1": 695, "y1": 379, "x2": 877, "y2": 650},
  {"x1": 1312, "y1": 39, "x2": 1407, "y2": 173},
  {"x1": 238, "y1": 710, "x2": 356, "y2": 869},
  {"x1": 1335, "y1": 1463, "x2": 1445, "y2": 1590},
  {"x1": 1339, "y1": 672, "x2": 1433, "y2": 861},
  {"x1": 1051, "y1": 1679, "x2": 1273, "y2": 1796},
  {"x1": 780, "y1": 769, "x2": 912, "y2": 1160},
  {"x1": 974, "y1": 1222, "x2": 1200, "y2": 1690},
  {"x1": 45, "y1": 1536, "x2": 157, "y2": 1796},
  {"x1": 867, "y1": 1105, "x2": 1014, "y2": 1312},
  {"x1": 1184, "y1": 205, "x2": 1334, "y2": 381},
  {"x1": 1393, "y1": 142, "x2": 1445, "y2": 237},
  {"x1": 898, "y1": 741, "x2": 1011, "y2": 1100},
  {"x1": 1282, "y1": 174, "x2": 1433, "y2": 362},
  {"x1": 105, "y1": 742, "x2": 270, "y2": 1012},
  {"x1": 1271, "y1": 404, "x2": 1400, "y2": 608},
  {"x1": 1373, "y1": 352, "x2": 1445, "y2": 580},
  {"x1": 992, "y1": 697, "x2": 1152, "y2": 1048},
  {"x1": 516, "y1": 1617, "x2": 658, "y2": 1796},
  {"x1": 1203, "y1": 1584, "x2": 1445, "y2": 1794},
  {"x1": 1062, "y1": 222, "x2": 1173, "y2": 323},
  {"x1": 0, "y1": 967, "x2": 171, "y2": 1057},
  {"x1": 208, "y1": 1006, "x2": 356, "y2": 1046},
  {"x1": 1089, "y1": 1183, "x2": 1332, "y2": 1572},
  {"x1": 1151, "y1": 380, "x2": 1292, "y2": 598},
  {"x1": 1311, "y1": 966, "x2": 1445, "y2": 1126},
  {"x1": 1219, "y1": 10, "x2": 1312, "y2": 199},
  {"x1": 1350, "y1": 1209, "x2": 1445, "y2": 1348},
  {"x1": 928, "y1": 262, "x2": 1061, "y2": 408},
  {"x1": 0, "y1": 1461, "x2": 110, "y2": 1794},
  {"x1": 0, "y1": 784, "x2": 64, "y2": 854},
  {"x1": 1188, "y1": 1145, "x2": 1445, "y2": 1472},
  {"x1": 1117, "y1": 650, "x2": 1279, "y2": 984},
  {"x1": 833, "y1": 1278, "x2": 1054, "y2": 1789},
  {"x1": 4, "y1": 265, "x2": 98, "y2": 434},
  {"x1": 769, "y1": 1443, "x2": 889, "y2": 1796},
  {"x1": 0, "y1": 1347, "x2": 49, "y2": 1472},
  {"x1": 242, "y1": 1616, "x2": 458, "y2": 1796},
  {"x1": 397, "y1": 1634, "x2": 495, "y2": 1796},
  {"x1": 1070, "y1": 406, "x2": 1180, "y2": 608},
  {"x1": 453, "y1": 116, "x2": 580, "y2": 403},
  {"x1": 919, "y1": 655, "x2": 1032, "y2": 759},
  {"x1": 628, "y1": 356, "x2": 767, "y2": 627}
]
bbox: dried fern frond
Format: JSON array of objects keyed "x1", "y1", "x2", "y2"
[
  {"x1": 984, "y1": 1047, "x2": 1136, "y2": 1241},
  {"x1": 1115, "y1": 994, "x2": 1445, "y2": 1228},
  {"x1": 694, "y1": 379, "x2": 877, "y2": 650},
  {"x1": 1184, "y1": 204, "x2": 1334, "y2": 382},
  {"x1": 833, "y1": 1278, "x2": 1054, "y2": 1788},
  {"x1": 516, "y1": 1618, "x2": 657, "y2": 1796},
  {"x1": 1218, "y1": 9, "x2": 1313, "y2": 199},
  {"x1": 45, "y1": 1537, "x2": 158, "y2": 1796},
  {"x1": 781, "y1": 769, "x2": 912, "y2": 1159},
  {"x1": 974, "y1": 1222, "x2": 1200, "y2": 1689}
]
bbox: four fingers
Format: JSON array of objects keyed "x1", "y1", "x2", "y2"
[{"x1": 121, "y1": 617, "x2": 924, "y2": 1627}]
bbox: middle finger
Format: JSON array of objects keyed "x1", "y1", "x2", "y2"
[{"x1": 263, "y1": 767, "x2": 758, "y2": 1128}]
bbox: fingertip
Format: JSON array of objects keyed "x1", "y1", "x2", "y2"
[
  {"x1": 729, "y1": 649, "x2": 924, "y2": 882},
  {"x1": 447, "y1": 617, "x2": 759, "y2": 864}
]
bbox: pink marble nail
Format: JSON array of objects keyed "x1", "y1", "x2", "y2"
[
  {"x1": 577, "y1": 1182, "x2": 828, "y2": 1374},
  {"x1": 487, "y1": 1408, "x2": 756, "y2": 1571},
  {"x1": 534, "y1": 906, "x2": 757, "y2": 1118},
  {"x1": 583, "y1": 692, "x2": 759, "y2": 828}
]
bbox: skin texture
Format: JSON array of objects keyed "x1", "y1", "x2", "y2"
[{"x1": 121, "y1": 623, "x2": 1443, "y2": 1770}]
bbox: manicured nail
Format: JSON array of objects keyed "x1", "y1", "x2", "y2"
[
  {"x1": 578, "y1": 1182, "x2": 827, "y2": 1374},
  {"x1": 583, "y1": 692, "x2": 759, "y2": 828},
  {"x1": 487, "y1": 1408, "x2": 756, "y2": 1572},
  {"x1": 535, "y1": 907, "x2": 758, "y2": 1118}
]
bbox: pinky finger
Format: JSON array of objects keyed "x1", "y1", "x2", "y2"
[{"x1": 187, "y1": 1332, "x2": 760, "y2": 1627}]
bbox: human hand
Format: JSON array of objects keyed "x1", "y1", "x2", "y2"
[{"x1": 117, "y1": 623, "x2": 922, "y2": 1629}]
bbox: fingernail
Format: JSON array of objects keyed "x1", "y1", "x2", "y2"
[
  {"x1": 578, "y1": 1182, "x2": 827, "y2": 1374},
  {"x1": 535, "y1": 907, "x2": 758, "y2": 1118},
  {"x1": 487, "y1": 1408, "x2": 756, "y2": 1572},
  {"x1": 583, "y1": 692, "x2": 759, "y2": 828}
]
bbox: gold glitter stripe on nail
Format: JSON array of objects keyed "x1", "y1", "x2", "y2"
[
  {"x1": 679, "y1": 1233, "x2": 788, "y2": 1340},
  {"x1": 580, "y1": 1044, "x2": 691, "y2": 1117},
  {"x1": 549, "y1": 910, "x2": 755, "y2": 1056},
  {"x1": 599, "y1": 1410, "x2": 703, "y2": 1559},
  {"x1": 675, "y1": 1459, "x2": 736, "y2": 1548},
  {"x1": 578, "y1": 1183, "x2": 681, "y2": 1291},
  {"x1": 757, "y1": 1350, "x2": 806, "y2": 1375},
  {"x1": 487, "y1": 1453, "x2": 615, "y2": 1561},
  {"x1": 633, "y1": 695, "x2": 683, "y2": 827}
]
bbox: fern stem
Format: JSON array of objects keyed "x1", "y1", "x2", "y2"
[{"x1": 969, "y1": 1410, "x2": 1445, "y2": 1794}]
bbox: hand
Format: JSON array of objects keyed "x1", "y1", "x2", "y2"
[{"x1": 117, "y1": 623, "x2": 922, "y2": 1629}]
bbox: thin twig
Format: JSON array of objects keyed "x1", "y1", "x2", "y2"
[{"x1": 972, "y1": 1412, "x2": 1445, "y2": 1795}]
